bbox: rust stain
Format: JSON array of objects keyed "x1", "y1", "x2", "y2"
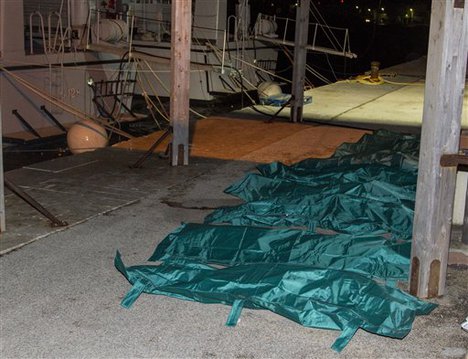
[
  {"x1": 454, "y1": 0, "x2": 464, "y2": 9},
  {"x1": 409, "y1": 256, "x2": 420, "y2": 296},
  {"x1": 428, "y1": 259, "x2": 441, "y2": 298},
  {"x1": 177, "y1": 144, "x2": 185, "y2": 166}
]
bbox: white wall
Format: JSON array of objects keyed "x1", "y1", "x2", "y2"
[{"x1": 453, "y1": 171, "x2": 468, "y2": 226}]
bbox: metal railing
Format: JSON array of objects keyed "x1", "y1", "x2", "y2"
[{"x1": 254, "y1": 13, "x2": 355, "y2": 58}]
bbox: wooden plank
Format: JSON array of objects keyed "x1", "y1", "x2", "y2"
[
  {"x1": 440, "y1": 154, "x2": 468, "y2": 167},
  {"x1": 410, "y1": 0, "x2": 468, "y2": 298},
  {"x1": 290, "y1": 0, "x2": 310, "y2": 123},
  {"x1": 170, "y1": 0, "x2": 192, "y2": 166}
]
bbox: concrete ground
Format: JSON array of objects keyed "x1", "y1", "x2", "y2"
[
  {"x1": 237, "y1": 57, "x2": 468, "y2": 130},
  {"x1": 1, "y1": 120, "x2": 467, "y2": 358}
]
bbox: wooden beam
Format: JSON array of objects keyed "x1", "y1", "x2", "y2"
[
  {"x1": 290, "y1": 0, "x2": 310, "y2": 123},
  {"x1": 440, "y1": 154, "x2": 468, "y2": 167},
  {"x1": 410, "y1": 0, "x2": 468, "y2": 298},
  {"x1": 170, "y1": 0, "x2": 192, "y2": 166}
]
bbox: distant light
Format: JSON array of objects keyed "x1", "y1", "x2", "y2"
[
  {"x1": 365, "y1": 19, "x2": 371, "y2": 23},
  {"x1": 410, "y1": 8, "x2": 414, "y2": 12},
  {"x1": 381, "y1": 7, "x2": 385, "y2": 11},
  {"x1": 355, "y1": 5, "x2": 359, "y2": 9},
  {"x1": 367, "y1": 8, "x2": 371, "y2": 12}
]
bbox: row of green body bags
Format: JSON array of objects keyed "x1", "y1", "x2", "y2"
[
  {"x1": 115, "y1": 131, "x2": 436, "y2": 352},
  {"x1": 116, "y1": 248, "x2": 435, "y2": 352},
  {"x1": 150, "y1": 223, "x2": 410, "y2": 283},
  {"x1": 206, "y1": 131, "x2": 420, "y2": 239}
]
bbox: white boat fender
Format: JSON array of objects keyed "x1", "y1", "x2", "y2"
[
  {"x1": 257, "y1": 81, "x2": 283, "y2": 101},
  {"x1": 67, "y1": 119, "x2": 109, "y2": 154},
  {"x1": 93, "y1": 19, "x2": 128, "y2": 43},
  {"x1": 257, "y1": 81, "x2": 312, "y2": 107},
  {"x1": 254, "y1": 17, "x2": 278, "y2": 38}
]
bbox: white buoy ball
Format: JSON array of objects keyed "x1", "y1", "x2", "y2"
[
  {"x1": 257, "y1": 81, "x2": 282, "y2": 101},
  {"x1": 67, "y1": 119, "x2": 108, "y2": 154}
]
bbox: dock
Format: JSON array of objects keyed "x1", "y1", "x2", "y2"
[
  {"x1": 1, "y1": 117, "x2": 467, "y2": 358},
  {"x1": 237, "y1": 57, "x2": 468, "y2": 129}
]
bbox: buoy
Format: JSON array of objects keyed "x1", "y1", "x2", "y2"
[
  {"x1": 67, "y1": 119, "x2": 108, "y2": 154},
  {"x1": 257, "y1": 81, "x2": 282, "y2": 101}
]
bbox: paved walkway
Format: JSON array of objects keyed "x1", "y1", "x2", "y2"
[{"x1": 1, "y1": 119, "x2": 467, "y2": 358}]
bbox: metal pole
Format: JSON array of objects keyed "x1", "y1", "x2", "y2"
[{"x1": 4, "y1": 178, "x2": 68, "y2": 228}]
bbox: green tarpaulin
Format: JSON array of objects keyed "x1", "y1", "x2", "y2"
[
  {"x1": 150, "y1": 223, "x2": 410, "y2": 283},
  {"x1": 116, "y1": 252, "x2": 435, "y2": 352},
  {"x1": 206, "y1": 174, "x2": 416, "y2": 238},
  {"x1": 116, "y1": 130, "x2": 436, "y2": 352}
]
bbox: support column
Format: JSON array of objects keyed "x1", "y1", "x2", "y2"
[
  {"x1": 170, "y1": 0, "x2": 192, "y2": 166},
  {"x1": 0, "y1": 0, "x2": 8, "y2": 231},
  {"x1": 290, "y1": 0, "x2": 310, "y2": 123},
  {"x1": 0, "y1": 78, "x2": 4, "y2": 232},
  {"x1": 410, "y1": 0, "x2": 468, "y2": 298}
]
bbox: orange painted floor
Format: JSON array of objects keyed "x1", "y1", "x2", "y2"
[{"x1": 113, "y1": 117, "x2": 369, "y2": 164}]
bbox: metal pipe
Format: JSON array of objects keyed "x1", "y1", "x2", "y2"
[
  {"x1": 130, "y1": 127, "x2": 172, "y2": 169},
  {"x1": 11, "y1": 110, "x2": 41, "y2": 138},
  {"x1": 40, "y1": 105, "x2": 67, "y2": 132},
  {"x1": 4, "y1": 178, "x2": 68, "y2": 228}
]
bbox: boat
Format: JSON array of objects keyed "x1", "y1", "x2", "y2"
[
  {"x1": 0, "y1": 0, "x2": 137, "y2": 141},
  {"x1": 0, "y1": 0, "x2": 356, "y2": 142}
]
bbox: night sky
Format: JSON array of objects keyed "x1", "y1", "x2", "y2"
[{"x1": 246, "y1": 0, "x2": 433, "y2": 84}]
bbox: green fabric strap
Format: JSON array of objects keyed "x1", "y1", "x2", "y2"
[
  {"x1": 331, "y1": 320, "x2": 362, "y2": 352},
  {"x1": 121, "y1": 280, "x2": 146, "y2": 309},
  {"x1": 225, "y1": 299, "x2": 245, "y2": 327},
  {"x1": 386, "y1": 278, "x2": 398, "y2": 287}
]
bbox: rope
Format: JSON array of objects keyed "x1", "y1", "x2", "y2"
[
  {"x1": 1, "y1": 66, "x2": 134, "y2": 139},
  {"x1": 337, "y1": 74, "x2": 425, "y2": 86},
  {"x1": 355, "y1": 75, "x2": 385, "y2": 85}
]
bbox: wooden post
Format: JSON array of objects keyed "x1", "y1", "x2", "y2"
[
  {"x1": 0, "y1": 79, "x2": 5, "y2": 232},
  {"x1": 0, "y1": 0, "x2": 7, "y2": 231},
  {"x1": 410, "y1": 0, "x2": 468, "y2": 298},
  {"x1": 290, "y1": 0, "x2": 310, "y2": 123},
  {"x1": 170, "y1": 0, "x2": 192, "y2": 166}
]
